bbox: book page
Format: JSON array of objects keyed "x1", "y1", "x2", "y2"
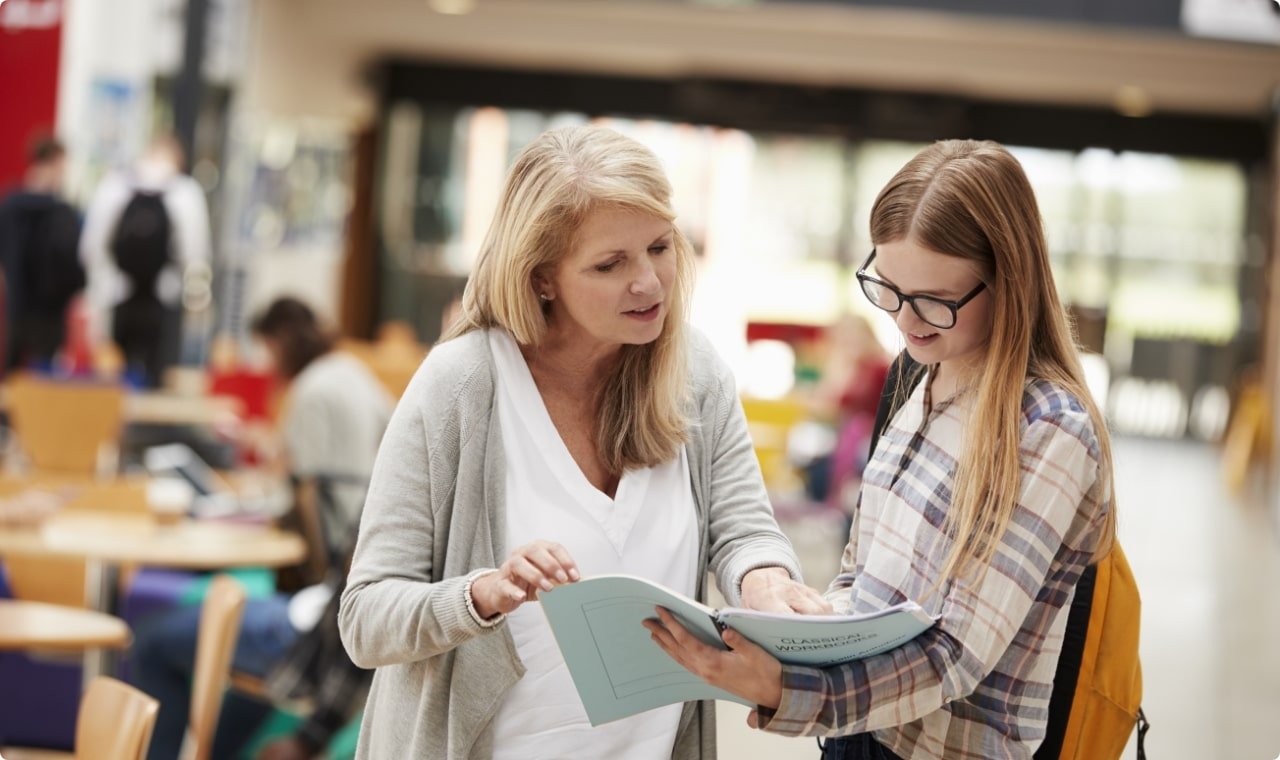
[
  {"x1": 539, "y1": 575, "x2": 752, "y2": 725},
  {"x1": 718, "y1": 601, "x2": 936, "y2": 667}
]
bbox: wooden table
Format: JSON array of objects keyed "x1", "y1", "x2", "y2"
[
  {"x1": 124, "y1": 392, "x2": 243, "y2": 427},
  {"x1": 0, "y1": 512, "x2": 305, "y2": 570},
  {"x1": 0, "y1": 599, "x2": 130, "y2": 652},
  {"x1": 0, "y1": 512, "x2": 305, "y2": 678}
]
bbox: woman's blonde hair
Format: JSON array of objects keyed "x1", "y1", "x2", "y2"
[
  {"x1": 445, "y1": 125, "x2": 695, "y2": 473},
  {"x1": 870, "y1": 139, "x2": 1116, "y2": 585}
]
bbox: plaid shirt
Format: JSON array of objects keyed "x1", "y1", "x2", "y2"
[{"x1": 759, "y1": 371, "x2": 1110, "y2": 759}]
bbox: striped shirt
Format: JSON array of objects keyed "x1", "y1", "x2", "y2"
[{"x1": 758, "y1": 370, "x2": 1111, "y2": 759}]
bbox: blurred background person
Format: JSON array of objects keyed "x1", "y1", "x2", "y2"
[
  {"x1": 0, "y1": 135, "x2": 85, "y2": 372},
  {"x1": 132, "y1": 296, "x2": 391, "y2": 760},
  {"x1": 79, "y1": 133, "x2": 210, "y2": 387},
  {"x1": 249, "y1": 576, "x2": 372, "y2": 760},
  {"x1": 808, "y1": 313, "x2": 890, "y2": 510}
]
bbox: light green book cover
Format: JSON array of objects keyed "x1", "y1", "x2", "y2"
[{"x1": 539, "y1": 574, "x2": 935, "y2": 726}]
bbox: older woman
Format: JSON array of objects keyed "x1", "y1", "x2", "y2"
[{"x1": 339, "y1": 125, "x2": 827, "y2": 760}]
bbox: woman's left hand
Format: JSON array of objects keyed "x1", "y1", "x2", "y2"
[
  {"x1": 740, "y1": 567, "x2": 833, "y2": 615},
  {"x1": 643, "y1": 606, "x2": 784, "y2": 709}
]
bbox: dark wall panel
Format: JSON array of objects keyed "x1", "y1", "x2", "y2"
[{"x1": 377, "y1": 61, "x2": 1269, "y2": 164}]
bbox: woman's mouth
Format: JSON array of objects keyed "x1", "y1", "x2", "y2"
[{"x1": 624, "y1": 303, "x2": 661, "y2": 322}]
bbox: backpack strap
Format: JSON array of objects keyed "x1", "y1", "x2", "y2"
[
  {"x1": 868, "y1": 350, "x2": 924, "y2": 461},
  {"x1": 1034, "y1": 563, "x2": 1096, "y2": 759}
]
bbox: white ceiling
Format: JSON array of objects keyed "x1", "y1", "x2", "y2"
[{"x1": 250, "y1": 0, "x2": 1280, "y2": 124}]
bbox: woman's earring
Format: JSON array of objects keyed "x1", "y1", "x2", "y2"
[{"x1": 539, "y1": 293, "x2": 551, "y2": 302}]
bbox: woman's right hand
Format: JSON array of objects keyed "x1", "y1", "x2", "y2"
[{"x1": 471, "y1": 540, "x2": 581, "y2": 619}]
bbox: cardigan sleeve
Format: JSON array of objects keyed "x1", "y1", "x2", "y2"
[
  {"x1": 694, "y1": 336, "x2": 805, "y2": 604},
  {"x1": 338, "y1": 346, "x2": 502, "y2": 667}
]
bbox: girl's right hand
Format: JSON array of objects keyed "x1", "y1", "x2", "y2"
[{"x1": 471, "y1": 540, "x2": 581, "y2": 619}]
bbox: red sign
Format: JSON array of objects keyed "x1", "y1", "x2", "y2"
[{"x1": 0, "y1": 0, "x2": 64, "y2": 192}]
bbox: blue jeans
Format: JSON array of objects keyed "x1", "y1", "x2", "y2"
[
  {"x1": 132, "y1": 594, "x2": 298, "y2": 760},
  {"x1": 819, "y1": 734, "x2": 903, "y2": 760}
]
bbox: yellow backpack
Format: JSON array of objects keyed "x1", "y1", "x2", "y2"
[
  {"x1": 1036, "y1": 543, "x2": 1147, "y2": 760},
  {"x1": 871, "y1": 353, "x2": 1148, "y2": 760}
]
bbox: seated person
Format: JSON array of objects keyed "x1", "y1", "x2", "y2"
[
  {"x1": 131, "y1": 297, "x2": 393, "y2": 760},
  {"x1": 252, "y1": 557, "x2": 372, "y2": 760}
]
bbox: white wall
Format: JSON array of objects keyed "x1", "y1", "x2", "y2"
[
  {"x1": 243, "y1": 247, "x2": 344, "y2": 328},
  {"x1": 57, "y1": 0, "x2": 161, "y2": 201}
]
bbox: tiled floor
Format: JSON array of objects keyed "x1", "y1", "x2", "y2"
[{"x1": 718, "y1": 437, "x2": 1280, "y2": 760}]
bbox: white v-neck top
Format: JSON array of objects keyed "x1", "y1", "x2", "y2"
[{"x1": 488, "y1": 330, "x2": 699, "y2": 760}]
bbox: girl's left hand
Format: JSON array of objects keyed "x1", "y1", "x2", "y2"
[
  {"x1": 643, "y1": 606, "x2": 784, "y2": 710},
  {"x1": 741, "y1": 567, "x2": 833, "y2": 615}
]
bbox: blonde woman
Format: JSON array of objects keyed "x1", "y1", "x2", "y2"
[
  {"x1": 648, "y1": 140, "x2": 1117, "y2": 760},
  {"x1": 339, "y1": 125, "x2": 826, "y2": 760}
]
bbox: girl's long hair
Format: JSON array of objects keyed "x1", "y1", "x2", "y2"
[
  {"x1": 444, "y1": 125, "x2": 694, "y2": 473},
  {"x1": 870, "y1": 139, "x2": 1116, "y2": 584}
]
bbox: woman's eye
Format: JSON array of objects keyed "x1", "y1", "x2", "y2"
[
  {"x1": 595, "y1": 261, "x2": 619, "y2": 273},
  {"x1": 648, "y1": 245, "x2": 669, "y2": 255}
]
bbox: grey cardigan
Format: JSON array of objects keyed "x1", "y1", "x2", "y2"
[{"x1": 339, "y1": 329, "x2": 803, "y2": 759}]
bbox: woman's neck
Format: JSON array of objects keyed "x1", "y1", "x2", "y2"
[{"x1": 520, "y1": 332, "x2": 619, "y2": 398}]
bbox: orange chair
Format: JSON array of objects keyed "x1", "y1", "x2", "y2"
[
  {"x1": 338, "y1": 337, "x2": 424, "y2": 399},
  {"x1": 5, "y1": 374, "x2": 125, "y2": 477},
  {"x1": 3, "y1": 676, "x2": 159, "y2": 760},
  {"x1": 180, "y1": 574, "x2": 247, "y2": 760}
]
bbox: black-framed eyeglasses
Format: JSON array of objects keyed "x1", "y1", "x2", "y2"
[{"x1": 856, "y1": 249, "x2": 987, "y2": 330}]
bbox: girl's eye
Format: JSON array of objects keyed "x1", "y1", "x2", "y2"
[{"x1": 649, "y1": 245, "x2": 669, "y2": 255}]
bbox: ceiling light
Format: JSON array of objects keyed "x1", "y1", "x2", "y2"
[
  {"x1": 1113, "y1": 85, "x2": 1153, "y2": 118},
  {"x1": 428, "y1": 0, "x2": 476, "y2": 15}
]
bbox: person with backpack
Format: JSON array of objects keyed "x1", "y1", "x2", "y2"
[
  {"x1": 0, "y1": 136, "x2": 86, "y2": 371},
  {"x1": 646, "y1": 140, "x2": 1141, "y2": 759},
  {"x1": 79, "y1": 134, "x2": 210, "y2": 387}
]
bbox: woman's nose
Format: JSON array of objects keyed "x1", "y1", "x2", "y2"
[{"x1": 631, "y1": 261, "x2": 661, "y2": 295}]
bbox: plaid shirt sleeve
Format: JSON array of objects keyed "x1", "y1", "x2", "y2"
[{"x1": 758, "y1": 407, "x2": 1106, "y2": 739}]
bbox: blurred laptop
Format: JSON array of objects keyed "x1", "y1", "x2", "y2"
[{"x1": 143, "y1": 443, "x2": 240, "y2": 518}]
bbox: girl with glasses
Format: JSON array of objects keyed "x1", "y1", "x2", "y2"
[{"x1": 648, "y1": 139, "x2": 1118, "y2": 760}]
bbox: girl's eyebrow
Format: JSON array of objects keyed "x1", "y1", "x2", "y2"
[{"x1": 872, "y1": 266, "x2": 958, "y2": 299}]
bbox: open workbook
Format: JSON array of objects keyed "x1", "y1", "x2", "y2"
[{"x1": 539, "y1": 574, "x2": 935, "y2": 726}]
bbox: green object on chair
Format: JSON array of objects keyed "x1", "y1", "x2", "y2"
[
  {"x1": 178, "y1": 568, "x2": 277, "y2": 605},
  {"x1": 326, "y1": 713, "x2": 361, "y2": 759},
  {"x1": 235, "y1": 709, "x2": 302, "y2": 759},
  {"x1": 234, "y1": 708, "x2": 361, "y2": 759}
]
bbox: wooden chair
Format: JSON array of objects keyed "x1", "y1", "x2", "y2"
[
  {"x1": 77, "y1": 677, "x2": 160, "y2": 759},
  {"x1": 0, "y1": 475, "x2": 151, "y2": 609},
  {"x1": 5, "y1": 374, "x2": 125, "y2": 477},
  {"x1": 180, "y1": 574, "x2": 247, "y2": 760},
  {"x1": 339, "y1": 326, "x2": 426, "y2": 399},
  {"x1": 3, "y1": 676, "x2": 159, "y2": 760}
]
